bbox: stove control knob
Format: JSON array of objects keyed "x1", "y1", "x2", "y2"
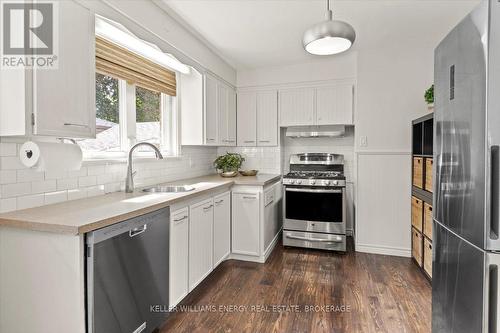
[
  {"x1": 325, "y1": 180, "x2": 331, "y2": 186},
  {"x1": 310, "y1": 180, "x2": 316, "y2": 185},
  {"x1": 333, "y1": 180, "x2": 339, "y2": 186},
  {"x1": 296, "y1": 180, "x2": 302, "y2": 185}
]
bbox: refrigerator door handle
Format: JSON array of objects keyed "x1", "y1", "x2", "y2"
[
  {"x1": 487, "y1": 254, "x2": 500, "y2": 333},
  {"x1": 490, "y1": 146, "x2": 500, "y2": 243}
]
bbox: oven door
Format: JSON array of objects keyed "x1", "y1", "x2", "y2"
[{"x1": 284, "y1": 186, "x2": 346, "y2": 234}]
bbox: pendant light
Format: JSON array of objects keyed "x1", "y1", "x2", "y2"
[{"x1": 303, "y1": 0, "x2": 356, "y2": 55}]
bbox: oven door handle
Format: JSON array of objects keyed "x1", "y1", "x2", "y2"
[
  {"x1": 285, "y1": 187, "x2": 343, "y2": 194},
  {"x1": 285, "y1": 233, "x2": 343, "y2": 243}
]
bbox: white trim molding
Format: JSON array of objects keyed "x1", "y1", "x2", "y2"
[{"x1": 356, "y1": 243, "x2": 411, "y2": 258}]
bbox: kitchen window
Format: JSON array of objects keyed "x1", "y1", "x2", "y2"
[{"x1": 79, "y1": 30, "x2": 180, "y2": 159}]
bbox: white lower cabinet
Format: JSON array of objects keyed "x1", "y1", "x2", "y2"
[
  {"x1": 213, "y1": 192, "x2": 231, "y2": 267},
  {"x1": 188, "y1": 198, "x2": 214, "y2": 291},
  {"x1": 232, "y1": 192, "x2": 260, "y2": 256},
  {"x1": 169, "y1": 208, "x2": 189, "y2": 308}
]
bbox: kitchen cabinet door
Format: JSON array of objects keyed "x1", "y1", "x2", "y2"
[
  {"x1": 227, "y1": 88, "x2": 237, "y2": 145},
  {"x1": 232, "y1": 192, "x2": 260, "y2": 256},
  {"x1": 169, "y1": 208, "x2": 189, "y2": 308},
  {"x1": 189, "y1": 198, "x2": 214, "y2": 291},
  {"x1": 218, "y1": 84, "x2": 236, "y2": 146},
  {"x1": 279, "y1": 88, "x2": 315, "y2": 126},
  {"x1": 213, "y1": 192, "x2": 231, "y2": 267},
  {"x1": 237, "y1": 92, "x2": 257, "y2": 146},
  {"x1": 257, "y1": 91, "x2": 278, "y2": 146},
  {"x1": 204, "y1": 74, "x2": 218, "y2": 145},
  {"x1": 316, "y1": 85, "x2": 354, "y2": 125},
  {"x1": 33, "y1": 0, "x2": 95, "y2": 138}
]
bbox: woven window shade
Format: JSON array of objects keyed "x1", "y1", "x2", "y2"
[{"x1": 95, "y1": 36, "x2": 176, "y2": 96}]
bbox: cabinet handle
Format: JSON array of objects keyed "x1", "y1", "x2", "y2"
[
  {"x1": 215, "y1": 199, "x2": 224, "y2": 205},
  {"x1": 242, "y1": 196, "x2": 257, "y2": 200},
  {"x1": 259, "y1": 140, "x2": 270, "y2": 143},
  {"x1": 203, "y1": 204, "x2": 213, "y2": 211},
  {"x1": 244, "y1": 140, "x2": 255, "y2": 143},
  {"x1": 64, "y1": 123, "x2": 88, "y2": 128},
  {"x1": 173, "y1": 215, "x2": 188, "y2": 223},
  {"x1": 207, "y1": 138, "x2": 215, "y2": 141}
]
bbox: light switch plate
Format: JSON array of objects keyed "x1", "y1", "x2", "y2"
[{"x1": 360, "y1": 136, "x2": 368, "y2": 147}]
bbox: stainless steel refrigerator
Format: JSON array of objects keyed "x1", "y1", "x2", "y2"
[{"x1": 433, "y1": 0, "x2": 500, "y2": 332}]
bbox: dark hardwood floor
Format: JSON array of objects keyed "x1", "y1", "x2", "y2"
[{"x1": 160, "y1": 239, "x2": 431, "y2": 333}]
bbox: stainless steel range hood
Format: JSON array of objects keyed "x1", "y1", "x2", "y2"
[{"x1": 285, "y1": 125, "x2": 345, "y2": 138}]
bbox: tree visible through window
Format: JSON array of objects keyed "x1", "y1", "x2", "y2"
[
  {"x1": 136, "y1": 86, "x2": 161, "y2": 147},
  {"x1": 79, "y1": 73, "x2": 121, "y2": 153}
]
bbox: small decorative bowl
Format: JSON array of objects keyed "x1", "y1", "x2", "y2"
[
  {"x1": 220, "y1": 171, "x2": 238, "y2": 178},
  {"x1": 239, "y1": 170, "x2": 258, "y2": 176}
]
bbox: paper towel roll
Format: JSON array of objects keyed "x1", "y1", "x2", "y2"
[{"x1": 19, "y1": 141, "x2": 83, "y2": 172}]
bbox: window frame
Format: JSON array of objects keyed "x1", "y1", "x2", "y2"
[{"x1": 81, "y1": 73, "x2": 180, "y2": 161}]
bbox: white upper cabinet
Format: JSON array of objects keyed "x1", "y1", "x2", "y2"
[
  {"x1": 218, "y1": 83, "x2": 236, "y2": 146},
  {"x1": 204, "y1": 74, "x2": 219, "y2": 145},
  {"x1": 316, "y1": 84, "x2": 354, "y2": 125},
  {"x1": 237, "y1": 92, "x2": 257, "y2": 146},
  {"x1": 181, "y1": 70, "x2": 235, "y2": 146},
  {"x1": 279, "y1": 83, "x2": 354, "y2": 127},
  {"x1": 279, "y1": 88, "x2": 315, "y2": 126},
  {"x1": 237, "y1": 90, "x2": 278, "y2": 147},
  {"x1": 0, "y1": 0, "x2": 95, "y2": 138},
  {"x1": 256, "y1": 91, "x2": 278, "y2": 146}
]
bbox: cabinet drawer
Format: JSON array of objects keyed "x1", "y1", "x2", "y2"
[
  {"x1": 423, "y1": 237, "x2": 432, "y2": 278},
  {"x1": 425, "y1": 158, "x2": 433, "y2": 192},
  {"x1": 413, "y1": 157, "x2": 423, "y2": 188},
  {"x1": 423, "y1": 203, "x2": 433, "y2": 239},
  {"x1": 412, "y1": 228, "x2": 423, "y2": 266},
  {"x1": 411, "y1": 196, "x2": 423, "y2": 232}
]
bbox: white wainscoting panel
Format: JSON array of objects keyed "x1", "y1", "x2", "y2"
[{"x1": 355, "y1": 152, "x2": 411, "y2": 257}]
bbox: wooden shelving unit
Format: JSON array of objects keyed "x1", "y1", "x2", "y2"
[{"x1": 411, "y1": 112, "x2": 433, "y2": 281}]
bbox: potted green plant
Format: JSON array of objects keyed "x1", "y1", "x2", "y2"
[
  {"x1": 214, "y1": 153, "x2": 245, "y2": 177},
  {"x1": 425, "y1": 84, "x2": 434, "y2": 111}
]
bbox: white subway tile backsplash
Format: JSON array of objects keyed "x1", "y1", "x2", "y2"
[
  {"x1": 56, "y1": 178, "x2": 78, "y2": 190},
  {"x1": 1, "y1": 182, "x2": 31, "y2": 198},
  {"x1": 78, "y1": 175, "x2": 97, "y2": 187},
  {"x1": 32, "y1": 180, "x2": 57, "y2": 194},
  {"x1": 0, "y1": 198, "x2": 16, "y2": 213},
  {"x1": 17, "y1": 169, "x2": 44, "y2": 182},
  {"x1": 0, "y1": 170, "x2": 17, "y2": 185},
  {"x1": 86, "y1": 185, "x2": 105, "y2": 198},
  {"x1": 0, "y1": 156, "x2": 24, "y2": 170},
  {"x1": 87, "y1": 165, "x2": 105, "y2": 176},
  {"x1": 44, "y1": 191, "x2": 68, "y2": 205},
  {"x1": 0, "y1": 146, "x2": 218, "y2": 212},
  {"x1": 0, "y1": 143, "x2": 17, "y2": 157},
  {"x1": 67, "y1": 188, "x2": 87, "y2": 201},
  {"x1": 17, "y1": 194, "x2": 45, "y2": 210}
]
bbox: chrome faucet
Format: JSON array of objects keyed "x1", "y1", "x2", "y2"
[{"x1": 125, "y1": 142, "x2": 164, "y2": 193}]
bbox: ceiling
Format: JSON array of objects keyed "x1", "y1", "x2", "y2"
[{"x1": 162, "y1": 0, "x2": 479, "y2": 70}]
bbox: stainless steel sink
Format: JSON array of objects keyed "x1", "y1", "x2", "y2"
[{"x1": 142, "y1": 185, "x2": 195, "y2": 193}]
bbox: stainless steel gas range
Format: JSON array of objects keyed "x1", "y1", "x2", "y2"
[{"x1": 282, "y1": 153, "x2": 346, "y2": 252}]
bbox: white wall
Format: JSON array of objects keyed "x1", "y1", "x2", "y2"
[
  {"x1": 237, "y1": 52, "x2": 357, "y2": 88},
  {"x1": 354, "y1": 42, "x2": 435, "y2": 257}
]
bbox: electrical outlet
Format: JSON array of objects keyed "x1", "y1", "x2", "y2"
[{"x1": 360, "y1": 136, "x2": 368, "y2": 147}]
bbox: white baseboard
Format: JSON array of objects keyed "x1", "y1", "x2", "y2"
[
  {"x1": 263, "y1": 230, "x2": 281, "y2": 261},
  {"x1": 356, "y1": 243, "x2": 411, "y2": 258}
]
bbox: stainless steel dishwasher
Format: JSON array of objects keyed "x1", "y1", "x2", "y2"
[{"x1": 86, "y1": 207, "x2": 170, "y2": 333}]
